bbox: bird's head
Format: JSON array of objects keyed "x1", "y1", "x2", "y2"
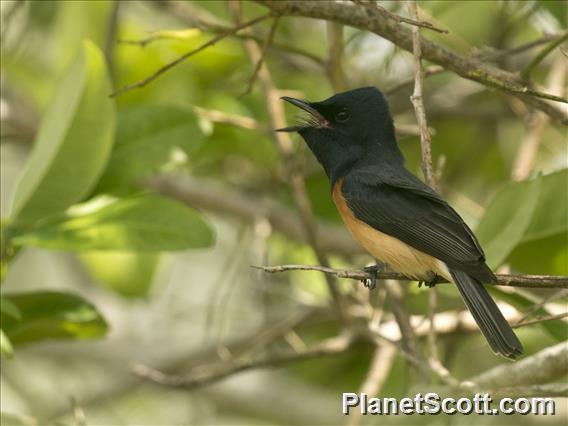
[{"x1": 278, "y1": 87, "x2": 402, "y2": 185}]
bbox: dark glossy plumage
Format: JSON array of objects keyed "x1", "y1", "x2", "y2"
[{"x1": 280, "y1": 86, "x2": 523, "y2": 359}]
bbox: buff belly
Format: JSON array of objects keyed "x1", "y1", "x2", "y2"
[{"x1": 333, "y1": 183, "x2": 452, "y2": 281}]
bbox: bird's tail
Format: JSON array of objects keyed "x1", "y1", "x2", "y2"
[{"x1": 449, "y1": 268, "x2": 523, "y2": 360}]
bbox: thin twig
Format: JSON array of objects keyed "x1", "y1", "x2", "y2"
[
  {"x1": 353, "y1": 0, "x2": 448, "y2": 34},
  {"x1": 477, "y1": 31, "x2": 568, "y2": 61},
  {"x1": 407, "y1": 0, "x2": 439, "y2": 366},
  {"x1": 512, "y1": 312, "x2": 568, "y2": 328},
  {"x1": 385, "y1": 65, "x2": 446, "y2": 96},
  {"x1": 512, "y1": 56, "x2": 566, "y2": 181},
  {"x1": 516, "y1": 289, "x2": 568, "y2": 323},
  {"x1": 407, "y1": 0, "x2": 436, "y2": 190},
  {"x1": 521, "y1": 32, "x2": 568, "y2": 81},
  {"x1": 326, "y1": 22, "x2": 348, "y2": 91},
  {"x1": 384, "y1": 280, "x2": 429, "y2": 383},
  {"x1": 254, "y1": 264, "x2": 568, "y2": 289},
  {"x1": 109, "y1": 13, "x2": 271, "y2": 97},
  {"x1": 154, "y1": 0, "x2": 327, "y2": 67},
  {"x1": 241, "y1": 16, "x2": 280, "y2": 96},
  {"x1": 103, "y1": 0, "x2": 120, "y2": 85}
]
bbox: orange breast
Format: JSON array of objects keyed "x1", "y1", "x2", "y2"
[{"x1": 332, "y1": 179, "x2": 451, "y2": 281}]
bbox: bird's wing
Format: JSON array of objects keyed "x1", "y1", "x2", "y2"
[{"x1": 341, "y1": 166, "x2": 495, "y2": 281}]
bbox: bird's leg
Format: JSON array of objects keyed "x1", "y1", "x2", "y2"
[{"x1": 362, "y1": 263, "x2": 384, "y2": 290}]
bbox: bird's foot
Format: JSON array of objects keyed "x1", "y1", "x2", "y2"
[
  {"x1": 362, "y1": 264, "x2": 383, "y2": 290},
  {"x1": 418, "y1": 272, "x2": 439, "y2": 288}
]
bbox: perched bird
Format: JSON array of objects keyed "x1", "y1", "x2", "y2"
[{"x1": 278, "y1": 87, "x2": 523, "y2": 360}]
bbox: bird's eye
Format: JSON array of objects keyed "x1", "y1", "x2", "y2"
[{"x1": 335, "y1": 110, "x2": 349, "y2": 122}]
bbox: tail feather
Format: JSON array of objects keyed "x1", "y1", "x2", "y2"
[{"x1": 450, "y1": 268, "x2": 523, "y2": 360}]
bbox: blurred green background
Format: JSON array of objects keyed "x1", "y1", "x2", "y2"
[{"x1": 0, "y1": 1, "x2": 566, "y2": 425}]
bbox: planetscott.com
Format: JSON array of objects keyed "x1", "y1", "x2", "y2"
[{"x1": 342, "y1": 393, "x2": 556, "y2": 416}]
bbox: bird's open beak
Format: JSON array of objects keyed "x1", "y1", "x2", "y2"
[{"x1": 276, "y1": 96, "x2": 329, "y2": 132}]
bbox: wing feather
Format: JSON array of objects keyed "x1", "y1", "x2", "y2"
[{"x1": 341, "y1": 167, "x2": 495, "y2": 282}]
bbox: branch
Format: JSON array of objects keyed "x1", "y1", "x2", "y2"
[
  {"x1": 109, "y1": 13, "x2": 271, "y2": 97},
  {"x1": 383, "y1": 279, "x2": 429, "y2": 383},
  {"x1": 512, "y1": 56, "x2": 566, "y2": 181},
  {"x1": 513, "y1": 312, "x2": 568, "y2": 328},
  {"x1": 477, "y1": 31, "x2": 568, "y2": 61},
  {"x1": 470, "y1": 341, "x2": 568, "y2": 388},
  {"x1": 241, "y1": 16, "x2": 280, "y2": 96},
  {"x1": 143, "y1": 173, "x2": 362, "y2": 256},
  {"x1": 385, "y1": 65, "x2": 446, "y2": 96},
  {"x1": 191, "y1": 106, "x2": 265, "y2": 131},
  {"x1": 325, "y1": 22, "x2": 348, "y2": 91},
  {"x1": 407, "y1": 0, "x2": 439, "y2": 365},
  {"x1": 354, "y1": 0, "x2": 448, "y2": 34},
  {"x1": 254, "y1": 264, "x2": 568, "y2": 289},
  {"x1": 346, "y1": 344, "x2": 397, "y2": 426},
  {"x1": 407, "y1": 0, "x2": 436, "y2": 189},
  {"x1": 521, "y1": 32, "x2": 568, "y2": 81},
  {"x1": 155, "y1": 0, "x2": 326, "y2": 67},
  {"x1": 132, "y1": 332, "x2": 355, "y2": 389},
  {"x1": 255, "y1": 1, "x2": 568, "y2": 123},
  {"x1": 489, "y1": 383, "x2": 568, "y2": 398},
  {"x1": 231, "y1": 3, "x2": 349, "y2": 324}
]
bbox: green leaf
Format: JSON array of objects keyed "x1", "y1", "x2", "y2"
[
  {"x1": 81, "y1": 251, "x2": 160, "y2": 298},
  {"x1": 10, "y1": 40, "x2": 116, "y2": 224},
  {"x1": 96, "y1": 106, "x2": 205, "y2": 193},
  {"x1": 12, "y1": 195, "x2": 215, "y2": 252},
  {"x1": 1, "y1": 329, "x2": 14, "y2": 358},
  {"x1": 0, "y1": 291, "x2": 108, "y2": 346},
  {"x1": 475, "y1": 176, "x2": 541, "y2": 269}
]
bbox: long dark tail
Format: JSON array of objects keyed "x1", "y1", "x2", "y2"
[{"x1": 450, "y1": 268, "x2": 523, "y2": 360}]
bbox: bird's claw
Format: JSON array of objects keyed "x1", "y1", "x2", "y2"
[
  {"x1": 418, "y1": 272, "x2": 438, "y2": 288},
  {"x1": 361, "y1": 264, "x2": 382, "y2": 290}
]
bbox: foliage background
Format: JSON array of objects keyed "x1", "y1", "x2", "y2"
[{"x1": 0, "y1": 0, "x2": 566, "y2": 425}]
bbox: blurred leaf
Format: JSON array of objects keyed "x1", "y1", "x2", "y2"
[
  {"x1": 0, "y1": 329, "x2": 14, "y2": 359},
  {"x1": 0, "y1": 291, "x2": 108, "y2": 346},
  {"x1": 12, "y1": 195, "x2": 214, "y2": 252},
  {"x1": 81, "y1": 251, "x2": 159, "y2": 298},
  {"x1": 10, "y1": 40, "x2": 116, "y2": 225},
  {"x1": 0, "y1": 412, "x2": 37, "y2": 426},
  {"x1": 506, "y1": 170, "x2": 568, "y2": 274},
  {"x1": 492, "y1": 288, "x2": 568, "y2": 342},
  {"x1": 476, "y1": 176, "x2": 541, "y2": 268},
  {"x1": 508, "y1": 233, "x2": 568, "y2": 275},
  {"x1": 520, "y1": 169, "x2": 568, "y2": 242},
  {"x1": 538, "y1": 0, "x2": 567, "y2": 26},
  {"x1": 0, "y1": 297, "x2": 21, "y2": 320},
  {"x1": 96, "y1": 106, "x2": 204, "y2": 193}
]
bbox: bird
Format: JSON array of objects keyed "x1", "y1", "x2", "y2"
[{"x1": 277, "y1": 86, "x2": 523, "y2": 360}]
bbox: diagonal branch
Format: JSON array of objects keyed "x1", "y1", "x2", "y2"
[
  {"x1": 131, "y1": 332, "x2": 355, "y2": 389},
  {"x1": 255, "y1": 0, "x2": 568, "y2": 123},
  {"x1": 241, "y1": 16, "x2": 280, "y2": 96},
  {"x1": 109, "y1": 13, "x2": 271, "y2": 97},
  {"x1": 353, "y1": 0, "x2": 448, "y2": 34}
]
